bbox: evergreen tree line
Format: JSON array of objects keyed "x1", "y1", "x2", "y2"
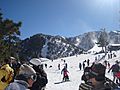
[{"x1": 0, "y1": 10, "x2": 22, "y2": 62}]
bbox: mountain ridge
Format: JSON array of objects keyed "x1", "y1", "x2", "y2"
[{"x1": 19, "y1": 30, "x2": 120, "y2": 60}]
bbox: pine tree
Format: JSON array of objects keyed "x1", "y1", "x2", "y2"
[
  {"x1": 96, "y1": 28, "x2": 109, "y2": 53},
  {"x1": 0, "y1": 10, "x2": 22, "y2": 61}
]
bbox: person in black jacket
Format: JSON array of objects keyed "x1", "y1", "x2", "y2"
[
  {"x1": 108, "y1": 60, "x2": 120, "y2": 82},
  {"x1": 30, "y1": 65, "x2": 48, "y2": 90},
  {"x1": 79, "y1": 63, "x2": 113, "y2": 90}
]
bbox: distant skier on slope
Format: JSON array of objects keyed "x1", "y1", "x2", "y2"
[
  {"x1": 58, "y1": 64, "x2": 60, "y2": 70},
  {"x1": 87, "y1": 59, "x2": 90, "y2": 66},
  {"x1": 83, "y1": 62, "x2": 85, "y2": 70},
  {"x1": 61, "y1": 66, "x2": 69, "y2": 81},
  {"x1": 79, "y1": 62, "x2": 82, "y2": 70}
]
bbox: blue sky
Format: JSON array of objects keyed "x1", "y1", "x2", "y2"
[{"x1": 0, "y1": 0, "x2": 120, "y2": 39}]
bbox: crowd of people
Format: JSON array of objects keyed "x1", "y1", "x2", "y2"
[
  {"x1": 0, "y1": 52, "x2": 120, "y2": 90},
  {"x1": 78, "y1": 52, "x2": 120, "y2": 90},
  {"x1": 0, "y1": 57, "x2": 48, "y2": 90},
  {"x1": 79, "y1": 62, "x2": 120, "y2": 90}
]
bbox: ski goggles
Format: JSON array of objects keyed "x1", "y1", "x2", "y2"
[{"x1": 30, "y1": 74, "x2": 37, "y2": 81}]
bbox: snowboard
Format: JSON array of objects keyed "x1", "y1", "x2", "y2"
[{"x1": 54, "y1": 80, "x2": 71, "y2": 84}]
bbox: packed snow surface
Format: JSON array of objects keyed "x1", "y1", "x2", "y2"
[{"x1": 42, "y1": 48, "x2": 120, "y2": 90}]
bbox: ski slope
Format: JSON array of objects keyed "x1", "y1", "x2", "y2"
[{"x1": 43, "y1": 50, "x2": 120, "y2": 90}]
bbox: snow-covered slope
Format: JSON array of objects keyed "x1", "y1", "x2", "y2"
[
  {"x1": 43, "y1": 48, "x2": 120, "y2": 90},
  {"x1": 88, "y1": 44, "x2": 102, "y2": 54}
]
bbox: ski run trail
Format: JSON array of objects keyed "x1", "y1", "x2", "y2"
[{"x1": 42, "y1": 50, "x2": 120, "y2": 90}]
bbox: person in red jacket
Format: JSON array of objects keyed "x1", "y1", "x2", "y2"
[
  {"x1": 61, "y1": 67, "x2": 69, "y2": 81},
  {"x1": 108, "y1": 60, "x2": 120, "y2": 82},
  {"x1": 115, "y1": 71, "x2": 120, "y2": 84}
]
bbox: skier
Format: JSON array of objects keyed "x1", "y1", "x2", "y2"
[
  {"x1": 61, "y1": 66, "x2": 69, "y2": 81},
  {"x1": 87, "y1": 59, "x2": 90, "y2": 66},
  {"x1": 108, "y1": 60, "x2": 120, "y2": 83},
  {"x1": 45, "y1": 63, "x2": 47, "y2": 68},
  {"x1": 108, "y1": 53, "x2": 110, "y2": 59},
  {"x1": 104, "y1": 60, "x2": 107, "y2": 67},
  {"x1": 58, "y1": 64, "x2": 60, "y2": 70},
  {"x1": 98, "y1": 55, "x2": 100, "y2": 60},
  {"x1": 115, "y1": 71, "x2": 120, "y2": 84},
  {"x1": 63, "y1": 60, "x2": 67, "y2": 68},
  {"x1": 83, "y1": 62, "x2": 85, "y2": 70},
  {"x1": 113, "y1": 53, "x2": 117, "y2": 57},
  {"x1": 110, "y1": 53, "x2": 112, "y2": 59},
  {"x1": 108, "y1": 61, "x2": 110, "y2": 69},
  {"x1": 79, "y1": 62, "x2": 82, "y2": 70},
  {"x1": 95, "y1": 56, "x2": 97, "y2": 62}
]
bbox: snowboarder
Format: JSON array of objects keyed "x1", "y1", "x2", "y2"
[{"x1": 61, "y1": 67, "x2": 69, "y2": 81}]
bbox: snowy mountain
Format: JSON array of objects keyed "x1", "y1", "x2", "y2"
[
  {"x1": 69, "y1": 31, "x2": 120, "y2": 50},
  {"x1": 19, "y1": 34, "x2": 83, "y2": 60},
  {"x1": 68, "y1": 31, "x2": 101, "y2": 50},
  {"x1": 109, "y1": 31, "x2": 120, "y2": 44},
  {"x1": 19, "y1": 31, "x2": 120, "y2": 60}
]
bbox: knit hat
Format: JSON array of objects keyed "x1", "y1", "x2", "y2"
[
  {"x1": 90, "y1": 63, "x2": 106, "y2": 81},
  {"x1": 30, "y1": 58, "x2": 41, "y2": 66},
  {"x1": 81, "y1": 67, "x2": 91, "y2": 82},
  {"x1": 10, "y1": 57, "x2": 16, "y2": 60},
  {"x1": 19, "y1": 64, "x2": 36, "y2": 76}
]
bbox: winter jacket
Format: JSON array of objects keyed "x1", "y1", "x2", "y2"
[
  {"x1": 30, "y1": 65, "x2": 48, "y2": 90},
  {"x1": 5, "y1": 80, "x2": 29, "y2": 90},
  {"x1": 115, "y1": 71, "x2": 120, "y2": 78},
  {"x1": 92, "y1": 82, "x2": 112, "y2": 90},
  {"x1": 79, "y1": 82, "x2": 112, "y2": 90},
  {"x1": 61, "y1": 68, "x2": 69, "y2": 77},
  {"x1": 5, "y1": 74, "x2": 29, "y2": 90},
  {"x1": 30, "y1": 73, "x2": 48, "y2": 90},
  {"x1": 79, "y1": 82, "x2": 93, "y2": 90},
  {"x1": 108, "y1": 64, "x2": 120, "y2": 73},
  {"x1": 0, "y1": 64, "x2": 14, "y2": 90}
]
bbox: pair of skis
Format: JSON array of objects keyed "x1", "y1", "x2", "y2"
[{"x1": 54, "y1": 80, "x2": 71, "y2": 84}]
